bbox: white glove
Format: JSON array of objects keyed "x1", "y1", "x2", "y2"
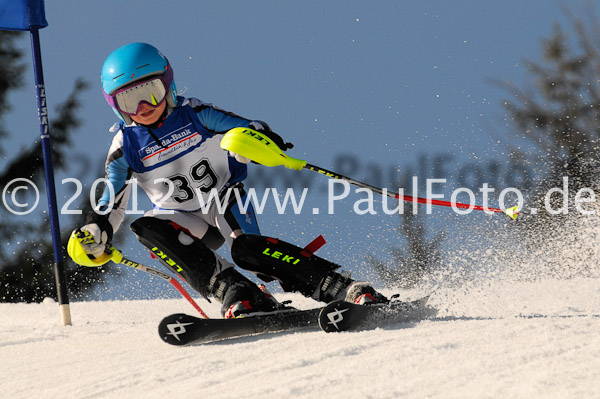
[
  {"x1": 79, "y1": 223, "x2": 109, "y2": 258},
  {"x1": 229, "y1": 151, "x2": 251, "y2": 164}
]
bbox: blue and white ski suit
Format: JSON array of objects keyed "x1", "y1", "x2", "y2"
[{"x1": 95, "y1": 97, "x2": 267, "y2": 249}]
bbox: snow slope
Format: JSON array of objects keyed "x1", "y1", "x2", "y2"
[{"x1": 2, "y1": 278, "x2": 600, "y2": 399}]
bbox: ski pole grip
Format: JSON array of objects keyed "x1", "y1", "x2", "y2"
[
  {"x1": 221, "y1": 127, "x2": 307, "y2": 170},
  {"x1": 109, "y1": 247, "x2": 124, "y2": 264}
]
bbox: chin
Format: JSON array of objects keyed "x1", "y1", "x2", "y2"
[{"x1": 132, "y1": 115, "x2": 156, "y2": 125}]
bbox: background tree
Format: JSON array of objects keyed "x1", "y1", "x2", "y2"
[
  {"x1": 495, "y1": 11, "x2": 600, "y2": 278},
  {"x1": 367, "y1": 160, "x2": 445, "y2": 289},
  {"x1": 369, "y1": 10, "x2": 600, "y2": 286},
  {"x1": 0, "y1": 31, "x2": 117, "y2": 302},
  {"x1": 367, "y1": 209, "x2": 444, "y2": 289},
  {"x1": 500, "y1": 13, "x2": 600, "y2": 221}
]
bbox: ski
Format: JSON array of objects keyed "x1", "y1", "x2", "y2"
[
  {"x1": 158, "y1": 296, "x2": 433, "y2": 345},
  {"x1": 158, "y1": 307, "x2": 322, "y2": 346},
  {"x1": 318, "y1": 296, "x2": 432, "y2": 333}
]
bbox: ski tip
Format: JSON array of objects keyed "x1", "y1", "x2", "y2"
[
  {"x1": 158, "y1": 313, "x2": 199, "y2": 346},
  {"x1": 504, "y1": 205, "x2": 520, "y2": 220},
  {"x1": 319, "y1": 300, "x2": 354, "y2": 333}
]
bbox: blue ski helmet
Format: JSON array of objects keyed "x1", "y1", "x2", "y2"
[{"x1": 101, "y1": 42, "x2": 177, "y2": 123}]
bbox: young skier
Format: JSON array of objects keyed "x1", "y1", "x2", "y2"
[{"x1": 68, "y1": 42, "x2": 387, "y2": 318}]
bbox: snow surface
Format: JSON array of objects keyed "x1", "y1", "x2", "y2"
[{"x1": 2, "y1": 278, "x2": 600, "y2": 399}]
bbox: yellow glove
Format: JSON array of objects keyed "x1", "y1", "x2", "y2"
[{"x1": 67, "y1": 228, "x2": 113, "y2": 267}]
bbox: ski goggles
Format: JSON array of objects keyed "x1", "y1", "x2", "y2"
[{"x1": 110, "y1": 76, "x2": 168, "y2": 116}]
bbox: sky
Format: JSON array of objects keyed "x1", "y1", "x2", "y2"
[{"x1": 3, "y1": 0, "x2": 588, "y2": 299}]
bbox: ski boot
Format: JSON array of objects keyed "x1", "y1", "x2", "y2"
[
  {"x1": 318, "y1": 271, "x2": 388, "y2": 305},
  {"x1": 208, "y1": 267, "x2": 292, "y2": 318}
]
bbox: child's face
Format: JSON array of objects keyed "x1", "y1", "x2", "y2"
[{"x1": 130, "y1": 101, "x2": 167, "y2": 125}]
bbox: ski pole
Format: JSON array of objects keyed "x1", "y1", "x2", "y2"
[
  {"x1": 109, "y1": 248, "x2": 209, "y2": 318},
  {"x1": 220, "y1": 128, "x2": 519, "y2": 220},
  {"x1": 302, "y1": 163, "x2": 518, "y2": 218}
]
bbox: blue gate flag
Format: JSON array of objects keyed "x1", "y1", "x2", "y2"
[{"x1": 0, "y1": 0, "x2": 48, "y2": 31}]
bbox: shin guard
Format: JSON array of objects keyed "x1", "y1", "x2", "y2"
[
  {"x1": 231, "y1": 234, "x2": 344, "y2": 300},
  {"x1": 130, "y1": 217, "x2": 217, "y2": 297}
]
